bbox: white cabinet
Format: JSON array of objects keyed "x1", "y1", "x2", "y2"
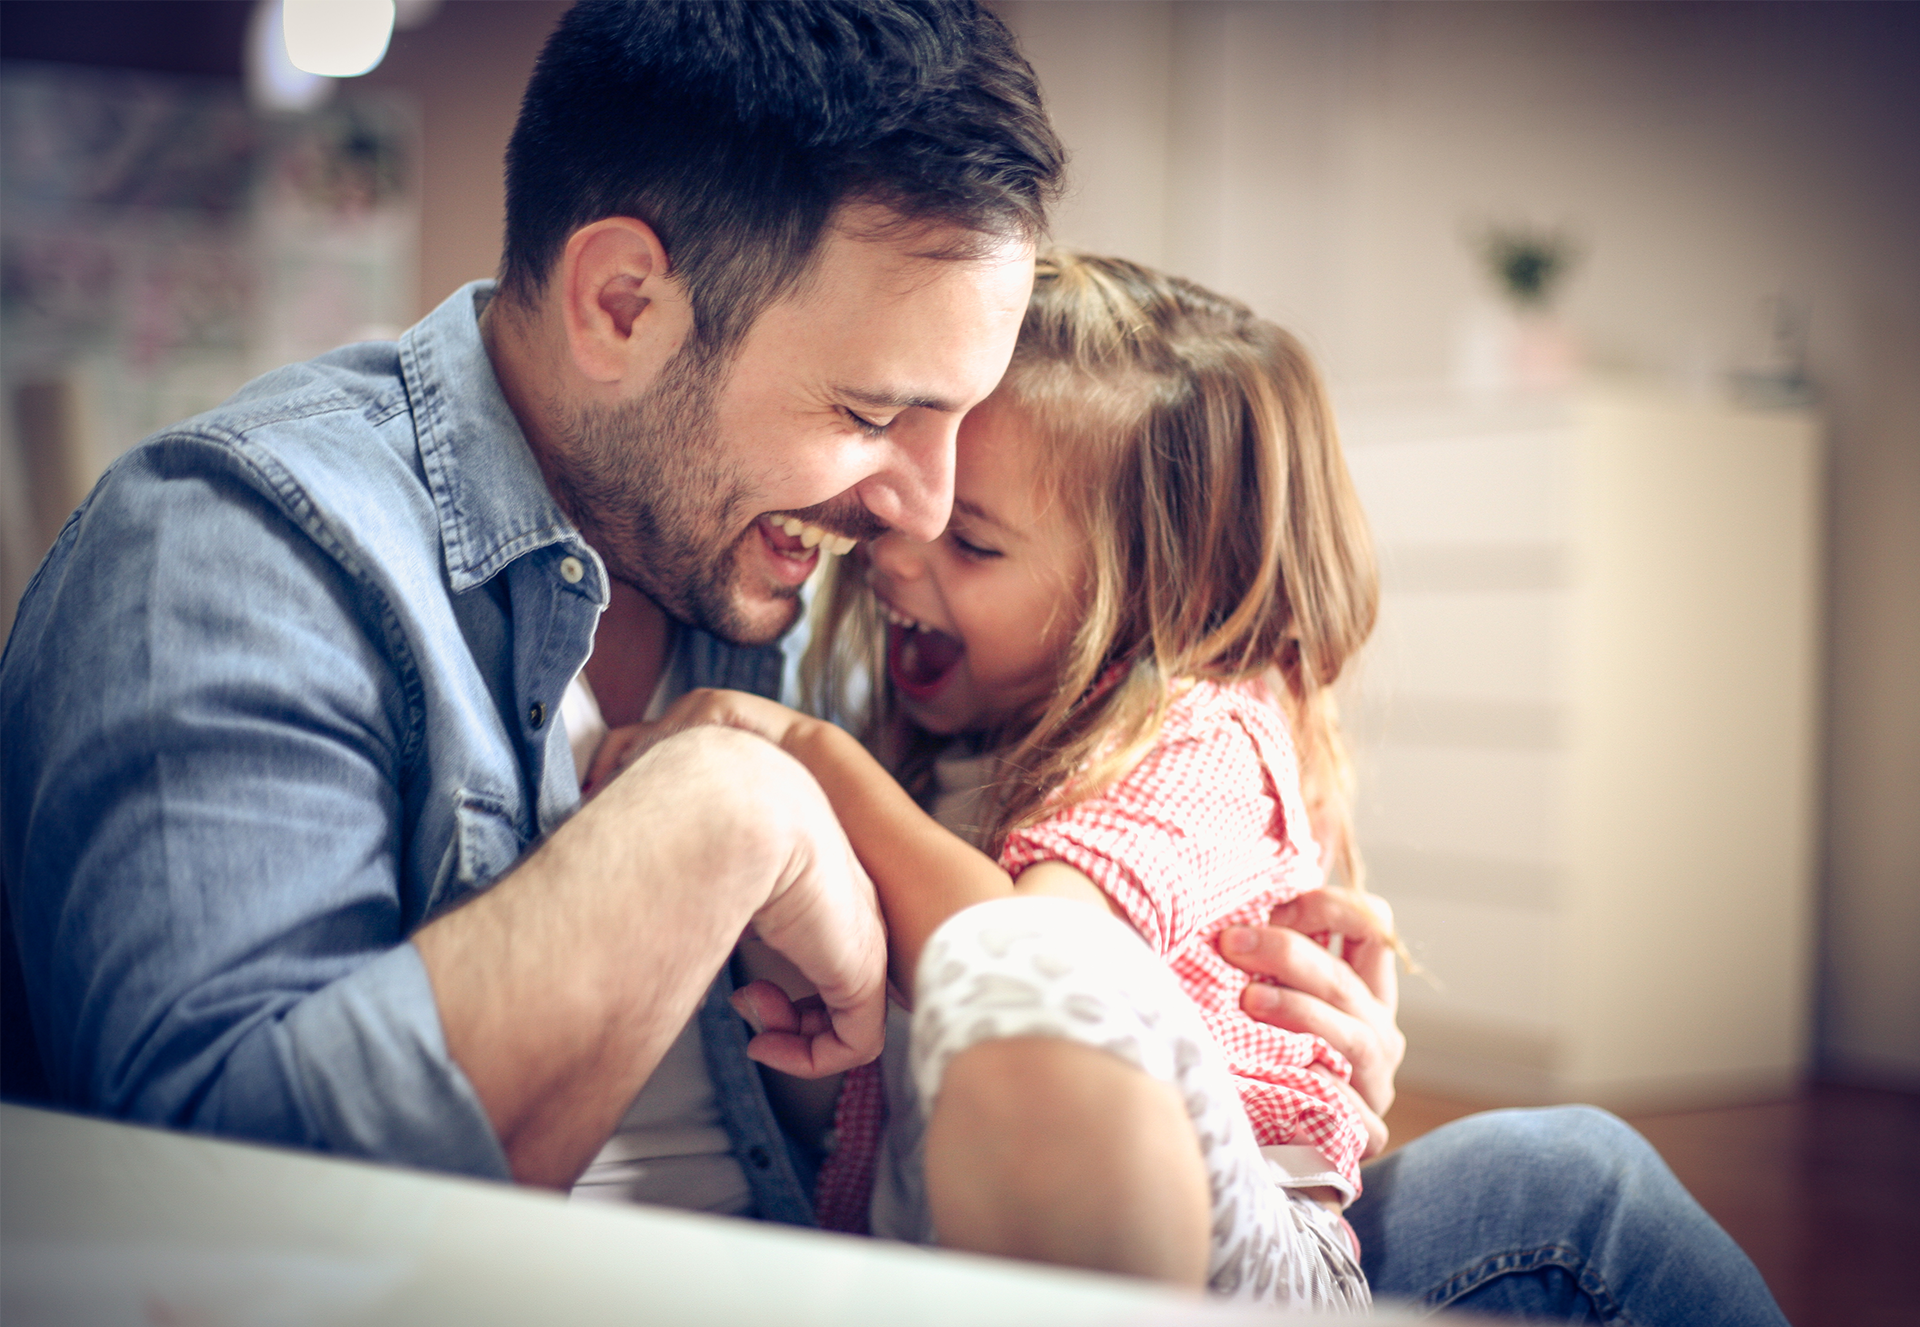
[{"x1": 1340, "y1": 385, "x2": 1823, "y2": 1110}]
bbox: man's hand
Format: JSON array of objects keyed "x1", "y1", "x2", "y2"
[
  {"x1": 416, "y1": 724, "x2": 884, "y2": 1188},
  {"x1": 1303, "y1": 1064, "x2": 1390, "y2": 1161},
  {"x1": 741, "y1": 780, "x2": 888, "y2": 1079},
  {"x1": 1220, "y1": 889, "x2": 1405, "y2": 1157},
  {"x1": 580, "y1": 692, "x2": 885, "y2": 1076}
]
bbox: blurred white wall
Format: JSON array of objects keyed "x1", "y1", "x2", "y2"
[{"x1": 997, "y1": 0, "x2": 1918, "y2": 1088}]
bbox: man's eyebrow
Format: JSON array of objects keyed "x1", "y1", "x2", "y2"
[
  {"x1": 836, "y1": 384, "x2": 961, "y2": 413},
  {"x1": 951, "y1": 496, "x2": 1014, "y2": 533}
]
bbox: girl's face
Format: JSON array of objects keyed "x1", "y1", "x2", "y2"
[{"x1": 863, "y1": 394, "x2": 1088, "y2": 737}]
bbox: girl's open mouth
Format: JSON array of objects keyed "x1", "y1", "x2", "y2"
[{"x1": 886, "y1": 618, "x2": 965, "y2": 702}]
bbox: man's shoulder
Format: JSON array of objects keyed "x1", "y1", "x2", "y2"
[
  {"x1": 163, "y1": 342, "x2": 421, "y2": 489},
  {"x1": 98, "y1": 342, "x2": 438, "y2": 572},
  {"x1": 216, "y1": 341, "x2": 411, "y2": 430}
]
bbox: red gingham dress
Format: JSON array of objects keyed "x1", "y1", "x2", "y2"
[{"x1": 813, "y1": 679, "x2": 1369, "y2": 1234}]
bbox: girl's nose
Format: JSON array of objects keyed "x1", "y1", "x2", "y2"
[{"x1": 866, "y1": 531, "x2": 928, "y2": 581}]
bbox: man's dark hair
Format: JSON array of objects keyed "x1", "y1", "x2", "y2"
[{"x1": 500, "y1": 0, "x2": 1065, "y2": 351}]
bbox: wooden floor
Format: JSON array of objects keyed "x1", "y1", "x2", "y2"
[{"x1": 1381, "y1": 1083, "x2": 1920, "y2": 1327}]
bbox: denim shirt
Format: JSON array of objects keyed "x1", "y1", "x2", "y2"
[{"x1": 1, "y1": 282, "x2": 814, "y2": 1222}]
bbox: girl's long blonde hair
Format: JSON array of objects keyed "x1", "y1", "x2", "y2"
[{"x1": 806, "y1": 251, "x2": 1378, "y2": 883}]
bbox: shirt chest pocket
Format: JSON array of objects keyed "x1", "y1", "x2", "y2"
[{"x1": 422, "y1": 787, "x2": 530, "y2": 921}]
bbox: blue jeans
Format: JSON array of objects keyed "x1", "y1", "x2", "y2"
[{"x1": 1350, "y1": 1106, "x2": 1789, "y2": 1324}]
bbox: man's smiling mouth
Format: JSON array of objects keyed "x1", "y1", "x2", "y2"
[{"x1": 766, "y1": 513, "x2": 858, "y2": 556}]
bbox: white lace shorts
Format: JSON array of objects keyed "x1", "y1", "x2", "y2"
[{"x1": 906, "y1": 896, "x2": 1371, "y2": 1311}]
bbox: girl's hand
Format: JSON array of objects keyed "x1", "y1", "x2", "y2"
[
  {"x1": 658, "y1": 687, "x2": 813, "y2": 746},
  {"x1": 1220, "y1": 889, "x2": 1405, "y2": 1148},
  {"x1": 583, "y1": 689, "x2": 814, "y2": 796},
  {"x1": 582, "y1": 723, "x2": 657, "y2": 798}
]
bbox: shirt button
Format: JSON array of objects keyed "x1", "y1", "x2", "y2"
[
  {"x1": 559, "y1": 555, "x2": 585, "y2": 584},
  {"x1": 528, "y1": 701, "x2": 547, "y2": 729}
]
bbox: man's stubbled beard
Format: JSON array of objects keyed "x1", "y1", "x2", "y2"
[{"x1": 549, "y1": 337, "x2": 779, "y2": 646}]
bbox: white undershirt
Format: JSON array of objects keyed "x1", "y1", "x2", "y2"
[
  {"x1": 869, "y1": 742, "x2": 997, "y2": 1242},
  {"x1": 562, "y1": 648, "x2": 755, "y2": 1216}
]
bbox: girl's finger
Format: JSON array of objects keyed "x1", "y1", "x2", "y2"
[
  {"x1": 1335, "y1": 924, "x2": 1399, "y2": 1021},
  {"x1": 585, "y1": 723, "x2": 659, "y2": 794}
]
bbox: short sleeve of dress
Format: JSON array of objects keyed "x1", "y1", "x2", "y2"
[{"x1": 998, "y1": 691, "x2": 1290, "y2": 958}]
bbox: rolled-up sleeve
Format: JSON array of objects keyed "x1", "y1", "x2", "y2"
[{"x1": 2, "y1": 437, "x2": 507, "y2": 1178}]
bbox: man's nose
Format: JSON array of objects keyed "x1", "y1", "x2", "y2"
[{"x1": 854, "y1": 413, "x2": 957, "y2": 544}]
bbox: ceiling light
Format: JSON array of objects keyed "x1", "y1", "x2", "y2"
[
  {"x1": 282, "y1": 0, "x2": 396, "y2": 79},
  {"x1": 246, "y1": 0, "x2": 332, "y2": 113}
]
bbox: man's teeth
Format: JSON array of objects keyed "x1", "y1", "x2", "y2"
[
  {"x1": 773, "y1": 515, "x2": 855, "y2": 556},
  {"x1": 880, "y1": 602, "x2": 930, "y2": 632}
]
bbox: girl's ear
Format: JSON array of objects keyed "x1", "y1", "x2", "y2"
[{"x1": 557, "y1": 217, "x2": 696, "y2": 386}]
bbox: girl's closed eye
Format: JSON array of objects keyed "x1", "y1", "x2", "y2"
[
  {"x1": 948, "y1": 529, "x2": 1002, "y2": 560},
  {"x1": 852, "y1": 394, "x2": 1089, "y2": 738}
]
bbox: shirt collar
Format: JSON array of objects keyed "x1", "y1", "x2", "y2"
[{"x1": 398, "y1": 280, "x2": 607, "y2": 602}]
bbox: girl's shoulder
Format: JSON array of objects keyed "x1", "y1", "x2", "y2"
[
  {"x1": 1076, "y1": 677, "x2": 1299, "y2": 818},
  {"x1": 1157, "y1": 677, "x2": 1298, "y2": 761},
  {"x1": 1001, "y1": 677, "x2": 1319, "y2": 953},
  {"x1": 1009, "y1": 678, "x2": 1300, "y2": 841}
]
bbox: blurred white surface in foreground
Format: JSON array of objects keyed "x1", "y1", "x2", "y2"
[{"x1": 0, "y1": 1102, "x2": 1437, "y2": 1327}]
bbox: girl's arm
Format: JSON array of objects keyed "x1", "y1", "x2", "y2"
[
  {"x1": 785, "y1": 721, "x2": 1112, "y2": 989},
  {"x1": 589, "y1": 688, "x2": 1106, "y2": 993}
]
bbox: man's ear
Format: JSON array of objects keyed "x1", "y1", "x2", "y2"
[{"x1": 558, "y1": 217, "x2": 694, "y2": 385}]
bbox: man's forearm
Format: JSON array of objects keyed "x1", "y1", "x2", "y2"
[{"x1": 413, "y1": 726, "x2": 799, "y2": 1189}]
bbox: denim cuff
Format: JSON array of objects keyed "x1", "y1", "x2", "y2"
[{"x1": 275, "y1": 942, "x2": 509, "y2": 1180}]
